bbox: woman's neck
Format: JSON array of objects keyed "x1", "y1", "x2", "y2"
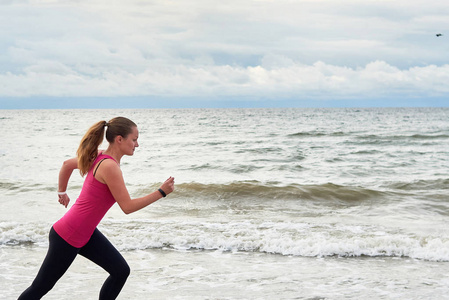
[{"x1": 101, "y1": 148, "x2": 122, "y2": 165}]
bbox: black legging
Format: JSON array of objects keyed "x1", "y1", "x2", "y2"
[{"x1": 19, "y1": 227, "x2": 130, "y2": 300}]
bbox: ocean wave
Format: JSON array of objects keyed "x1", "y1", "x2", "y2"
[
  {"x1": 0, "y1": 180, "x2": 56, "y2": 194},
  {"x1": 288, "y1": 131, "x2": 345, "y2": 138},
  {"x1": 2, "y1": 178, "x2": 388, "y2": 204},
  {"x1": 350, "y1": 133, "x2": 449, "y2": 146},
  {"x1": 387, "y1": 178, "x2": 449, "y2": 191},
  {"x1": 287, "y1": 131, "x2": 449, "y2": 141},
  {"x1": 168, "y1": 181, "x2": 387, "y2": 203},
  {"x1": 3, "y1": 220, "x2": 449, "y2": 262},
  {"x1": 0, "y1": 221, "x2": 51, "y2": 247},
  {"x1": 410, "y1": 134, "x2": 449, "y2": 139}
]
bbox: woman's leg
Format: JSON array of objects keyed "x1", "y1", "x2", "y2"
[
  {"x1": 79, "y1": 228, "x2": 130, "y2": 300},
  {"x1": 18, "y1": 227, "x2": 79, "y2": 300}
]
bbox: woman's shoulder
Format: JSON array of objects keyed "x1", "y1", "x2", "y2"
[{"x1": 97, "y1": 151, "x2": 117, "y2": 162}]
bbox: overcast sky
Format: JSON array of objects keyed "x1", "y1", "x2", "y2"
[{"x1": 1, "y1": 0, "x2": 448, "y2": 108}]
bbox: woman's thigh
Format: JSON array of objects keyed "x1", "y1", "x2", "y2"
[{"x1": 78, "y1": 228, "x2": 129, "y2": 275}]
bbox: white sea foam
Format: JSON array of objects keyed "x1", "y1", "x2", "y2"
[{"x1": 4, "y1": 219, "x2": 449, "y2": 262}]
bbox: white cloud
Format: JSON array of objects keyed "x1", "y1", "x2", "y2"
[
  {"x1": 0, "y1": 0, "x2": 449, "y2": 104},
  {"x1": 2, "y1": 59, "x2": 448, "y2": 100}
]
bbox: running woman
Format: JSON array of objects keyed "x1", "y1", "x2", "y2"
[{"x1": 19, "y1": 116, "x2": 175, "y2": 299}]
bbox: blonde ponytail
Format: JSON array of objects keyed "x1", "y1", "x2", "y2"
[{"x1": 76, "y1": 120, "x2": 107, "y2": 176}]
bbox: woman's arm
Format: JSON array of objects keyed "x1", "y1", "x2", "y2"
[
  {"x1": 58, "y1": 157, "x2": 78, "y2": 208},
  {"x1": 98, "y1": 160, "x2": 175, "y2": 214}
]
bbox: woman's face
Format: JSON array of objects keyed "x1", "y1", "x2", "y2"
[{"x1": 121, "y1": 126, "x2": 139, "y2": 155}]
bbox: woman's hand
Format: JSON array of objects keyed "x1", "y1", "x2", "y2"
[
  {"x1": 160, "y1": 176, "x2": 175, "y2": 196},
  {"x1": 58, "y1": 194, "x2": 70, "y2": 208}
]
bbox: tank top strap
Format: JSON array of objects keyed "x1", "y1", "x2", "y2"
[
  {"x1": 93, "y1": 158, "x2": 107, "y2": 177},
  {"x1": 90, "y1": 152, "x2": 118, "y2": 176}
]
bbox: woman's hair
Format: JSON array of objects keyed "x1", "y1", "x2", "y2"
[{"x1": 76, "y1": 117, "x2": 137, "y2": 176}]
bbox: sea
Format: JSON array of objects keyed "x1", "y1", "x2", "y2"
[{"x1": 1, "y1": 107, "x2": 449, "y2": 300}]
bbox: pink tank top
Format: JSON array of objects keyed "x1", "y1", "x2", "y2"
[{"x1": 53, "y1": 153, "x2": 117, "y2": 248}]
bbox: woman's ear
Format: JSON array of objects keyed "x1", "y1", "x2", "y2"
[{"x1": 115, "y1": 135, "x2": 123, "y2": 144}]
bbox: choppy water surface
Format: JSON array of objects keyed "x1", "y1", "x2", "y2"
[{"x1": 1, "y1": 107, "x2": 449, "y2": 299}]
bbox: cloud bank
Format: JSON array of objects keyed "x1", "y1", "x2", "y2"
[{"x1": 1, "y1": 0, "x2": 449, "y2": 106}]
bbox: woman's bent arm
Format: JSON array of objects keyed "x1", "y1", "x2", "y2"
[
  {"x1": 58, "y1": 157, "x2": 78, "y2": 207},
  {"x1": 58, "y1": 158, "x2": 78, "y2": 192},
  {"x1": 100, "y1": 160, "x2": 175, "y2": 214}
]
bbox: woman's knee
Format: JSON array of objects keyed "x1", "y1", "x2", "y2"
[
  {"x1": 121, "y1": 261, "x2": 131, "y2": 279},
  {"x1": 112, "y1": 259, "x2": 130, "y2": 281}
]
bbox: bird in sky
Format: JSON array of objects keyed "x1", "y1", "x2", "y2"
[{"x1": 436, "y1": 33, "x2": 443, "y2": 37}]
